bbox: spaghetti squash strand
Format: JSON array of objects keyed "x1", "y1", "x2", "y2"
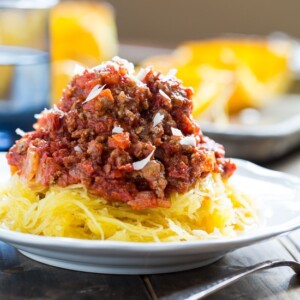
[{"x1": 0, "y1": 174, "x2": 257, "y2": 242}]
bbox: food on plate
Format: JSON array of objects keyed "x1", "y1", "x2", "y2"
[
  {"x1": 141, "y1": 37, "x2": 293, "y2": 122},
  {"x1": 0, "y1": 57, "x2": 256, "y2": 242}
]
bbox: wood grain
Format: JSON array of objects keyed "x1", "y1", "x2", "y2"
[
  {"x1": 148, "y1": 239, "x2": 300, "y2": 300},
  {"x1": 0, "y1": 242, "x2": 150, "y2": 300},
  {"x1": 287, "y1": 230, "x2": 300, "y2": 257}
]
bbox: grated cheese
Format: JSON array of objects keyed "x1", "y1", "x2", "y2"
[
  {"x1": 159, "y1": 90, "x2": 171, "y2": 102},
  {"x1": 112, "y1": 125, "x2": 124, "y2": 134},
  {"x1": 160, "y1": 68, "x2": 177, "y2": 81},
  {"x1": 180, "y1": 136, "x2": 197, "y2": 147},
  {"x1": 153, "y1": 112, "x2": 164, "y2": 127},
  {"x1": 15, "y1": 128, "x2": 26, "y2": 137},
  {"x1": 132, "y1": 150, "x2": 155, "y2": 171},
  {"x1": 171, "y1": 127, "x2": 183, "y2": 136},
  {"x1": 83, "y1": 84, "x2": 106, "y2": 104}
]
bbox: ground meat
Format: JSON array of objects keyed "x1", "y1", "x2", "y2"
[{"x1": 7, "y1": 57, "x2": 236, "y2": 210}]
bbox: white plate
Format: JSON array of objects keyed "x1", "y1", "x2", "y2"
[{"x1": 0, "y1": 153, "x2": 300, "y2": 274}]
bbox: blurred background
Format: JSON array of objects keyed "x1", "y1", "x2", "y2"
[
  {"x1": 108, "y1": 0, "x2": 300, "y2": 46},
  {"x1": 1, "y1": 0, "x2": 300, "y2": 161},
  {"x1": 49, "y1": 0, "x2": 300, "y2": 162}
]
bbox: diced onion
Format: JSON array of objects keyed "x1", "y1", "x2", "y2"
[
  {"x1": 153, "y1": 112, "x2": 164, "y2": 127},
  {"x1": 15, "y1": 128, "x2": 26, "y2": 137},
  {"x1": 180, "y1": 136, "x2": 196, "y2": 147},
  {"x1": 112, "y1": 125, "x2": 124, "y2": 134},
  {"x1": 132, "y1": 150, "x2": 155, "y2": 171},
  {"x1": 171, "y1": 127, "x2": 183, "y2": 136},
  {"x1": 161, "y1": 68, "x2": 177, "y2": 81},
  {"x1": 83, "y1": 84, "x2": 106, "y2": 104},
  {"x1": 159, "y1": 90, "x2": 171, "y2": 102}
]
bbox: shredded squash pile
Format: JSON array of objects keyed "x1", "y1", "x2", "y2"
[{"x1": 0, "y1": 174, "x2": 256, "y2": 242}]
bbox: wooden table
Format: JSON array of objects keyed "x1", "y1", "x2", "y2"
[{"x1": 1, "y1": 150, "x2": 300, "y2": 299}]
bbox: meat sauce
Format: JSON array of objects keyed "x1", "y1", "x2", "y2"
[{"x1": 7, "y1": 57, "x2": 236, "y2": 210}]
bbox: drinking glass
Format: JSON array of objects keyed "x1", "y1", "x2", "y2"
[{"x1": 0, "y1": 0, "x2": 58, "y2": 150}]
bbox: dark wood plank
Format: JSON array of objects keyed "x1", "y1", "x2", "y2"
[
  {"x1": 148, "y1": 239, "x2": 300, "y2": 300},
  {"x1": 0, "y1": 242, "x2": 150, "y2": 300}
]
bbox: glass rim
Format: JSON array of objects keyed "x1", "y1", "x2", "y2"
[{"x1": 0, "y1": 0, "x2": 59, "y2": 9}]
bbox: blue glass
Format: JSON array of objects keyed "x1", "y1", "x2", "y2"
[{"x1": 0, "y1": 0, "x2": 58, "y2": 150}]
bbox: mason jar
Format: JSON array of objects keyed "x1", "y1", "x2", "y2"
[{"x1": 0, "y1": 0, "x2": 58, "y2": 150}]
